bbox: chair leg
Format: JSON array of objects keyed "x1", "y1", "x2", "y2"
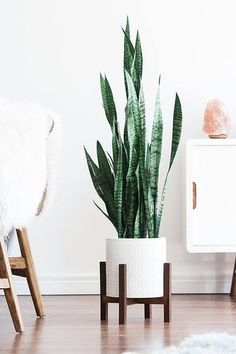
[
  {"x1": 0, "y1": 237, "x2": 24, "y2": 332},
  {"x1": 16, "y1": 229, "x2": 45, "y2": 317}
]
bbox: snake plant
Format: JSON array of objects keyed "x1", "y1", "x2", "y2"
[{"x1": 85, "y1": 18, "x2": 182, "y2": 238}]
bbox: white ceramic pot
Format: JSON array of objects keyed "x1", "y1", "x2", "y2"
[{"x1": 106, "y1": 237, "x2": 166, "y2": 298}]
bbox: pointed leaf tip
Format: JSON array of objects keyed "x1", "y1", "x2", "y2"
[{"x1": 126, "y1": 16, "x2": 130, "y2": 27}]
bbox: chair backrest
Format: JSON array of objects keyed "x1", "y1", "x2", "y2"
[{"x1": 0, "y1": 98, "x2": 60, "y2": 238}]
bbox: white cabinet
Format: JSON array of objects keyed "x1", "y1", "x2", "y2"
[{"x1": 186, "y1": 139, "x2": 236, "y2": 252}]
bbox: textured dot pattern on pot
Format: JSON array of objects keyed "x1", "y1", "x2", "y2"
[{"x1": 106, "y1": 238, "x2": 166, "y2": 298}]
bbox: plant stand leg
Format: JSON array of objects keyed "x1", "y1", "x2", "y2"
[
  {"x1": 164, "y1": 263, "x2": 171, "y2": 323},
  {"x1": 230, "y1": 257, "x2": 236, "y2": 297},
  {"x1": 100, "y1": 262, "x2": 108, "y2": 321},
  {"x1": 119, "y1": 264, "x2": 127, "y2": 325},
  {"x1": 144, "y1": 304, "x2": 152, "y2": 319}
]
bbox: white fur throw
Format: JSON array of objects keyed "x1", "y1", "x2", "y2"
[
  {"x1": 0, "y1": 98, "x2": 61, "y2": 239},
  {"x1": 123, "y1": 332, "x2": 236, "y2": 354}
]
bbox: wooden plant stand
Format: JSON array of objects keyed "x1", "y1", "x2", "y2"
[{"x1": 100, "y1": 262, "x2": 171, "y2": 324}]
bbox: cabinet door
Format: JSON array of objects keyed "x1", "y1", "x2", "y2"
[{"x1": 186, "y1": 144, "x2": 236, "y2": 252}]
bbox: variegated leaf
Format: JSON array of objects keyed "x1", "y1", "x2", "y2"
[
  {"x1": 100, "y1": 74, "x2": 117, "y2": 129},
  {"x1": 149, "y1": 78, "x2": 162, "y2": 236},
  {"x1": 155, "y1": 93, "x2": 182, "y2": 236}
]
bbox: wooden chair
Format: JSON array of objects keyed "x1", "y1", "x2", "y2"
[
  {"x1": 0, "y1": 111, "x2": 57, "y2": 332},
  {"x1": 0, "y1": 228, "x2": 45, "y2": 332}
]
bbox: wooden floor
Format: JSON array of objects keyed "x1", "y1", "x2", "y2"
[{"x1": 0, "y1": 295, "x2": 236, "y2": 353}]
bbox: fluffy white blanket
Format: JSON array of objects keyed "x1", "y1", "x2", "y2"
[
  {"x1": 124, "y1": 332, "x2": 236, "y2": 354},
  {"x1": 0, "y1": 98, "x2": 61, "y2": 239}
]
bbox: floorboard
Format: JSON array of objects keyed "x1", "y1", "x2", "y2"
[{"x1": 0, "y1": 295, "x2": 236, "y2": 354}]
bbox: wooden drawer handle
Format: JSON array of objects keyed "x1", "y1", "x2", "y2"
[{"x1": 192, "y1": 182, "x2": 197, "y2": 209}]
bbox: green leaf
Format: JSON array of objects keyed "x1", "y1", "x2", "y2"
[
  {"x1": 100, "y1": 74, "x2": 117, "y2": 129},
  {"x1": 134, "y1": 31, "x2": 143, "y2": 81},
  {"x1": 122, "y1": 28, "x2": 135, "y2": 62},
  {"x1": 145, "y1": 142, "x2": 151, "y2": 191},
  {"x1": 130, "y1": 31, "x2": 143, "y2": 95},
  {"x1": 155, "y1": 93, "x2": 183, "y2": 236},
  {"x1": 84, "y1": 147, "x2": 117, "y2": 228},
  {"x1": 149, "y1": 78, "x2": 163, "y2": 236},
  {"x1": 123, "y1": 17, "x2": 135, "y2": 98},
  {"x1": 123, "y1": 118, "x2": 130, "y2": 160},
  {"x1": 137, "y1": 86, "x2": 152, "y2": 237},
  {"x1": 123, "y1": 22, "x2": 135, "y2": 73},
  {"x1": 126, "y1": 110, "x2": 138, "y2": 176},
  {"x1": 84, "y1": 147, "x2": 104, "y2": 199},
  {"x1": 134, "y1": 168, "x2": 146, "y2": 238},
  {"x1": 125, "y1": 174, "x2": 138, "y2": 237},
  {"x1": 169, "y1": 93, "x2": 182, "y2": 169},
  {"x1": 114, "y1": 139, "x2": 124, "y2": 237},
  {"x1": 124, "y1": 16, "x2": 130, "y2": 37},
  {"x1": 107, "y1": 152, "x2": 115, "y2": 172},
  {"x1": 139, "y1": 188, "x2": 147, "y2": 237},
  {"x1": 125, "y1": 71, "x2": 139, "y2": 176},
  {"x1": 124, "y1": 71, "x2": 143, "y2": 238},
  {"x1": 97, "y1": 141, "x2": 114, "y2": 192},
  {"x1": 93, "y1": 201, "x2": 116, "y2": 228},
  {"x1": 112, "y1": 122, "x2": 119, "y2": 174},
  {"x1": 138, "y1": 86, "x2": 146, "y2": 167},
  {"x1": 125, "y1": 71, "x2": 140, "y2": 132},
  {"x1": 121, "y1": 143, "x2": 129, "y2": 227}
]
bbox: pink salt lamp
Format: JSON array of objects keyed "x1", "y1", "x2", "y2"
[{"x1": 203, "y1": 99, "x2": 231, "y2": 138}]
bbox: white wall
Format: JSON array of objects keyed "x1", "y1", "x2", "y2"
[{"x1": 0, "y1": 0, "x2": 235, "y2": 294}]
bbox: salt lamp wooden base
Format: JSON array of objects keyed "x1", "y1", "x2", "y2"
[{"x1": 208, "y1": 134, "x2": 227, "y2": 139}]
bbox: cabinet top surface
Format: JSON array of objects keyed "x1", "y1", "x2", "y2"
[{"x1": 186, "y1": 138, "x2": 236, "y2": 145}]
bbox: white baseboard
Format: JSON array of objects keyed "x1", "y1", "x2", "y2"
[
  {"x1": 1, "y1": 272, "x2": 231, "y2": 295},
  {"x1": 13, "y1": 274, "x2": 100, "y2": 295},
  {"x1": 173, "y1": 273, "x2": 231, "y2": 294}
]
